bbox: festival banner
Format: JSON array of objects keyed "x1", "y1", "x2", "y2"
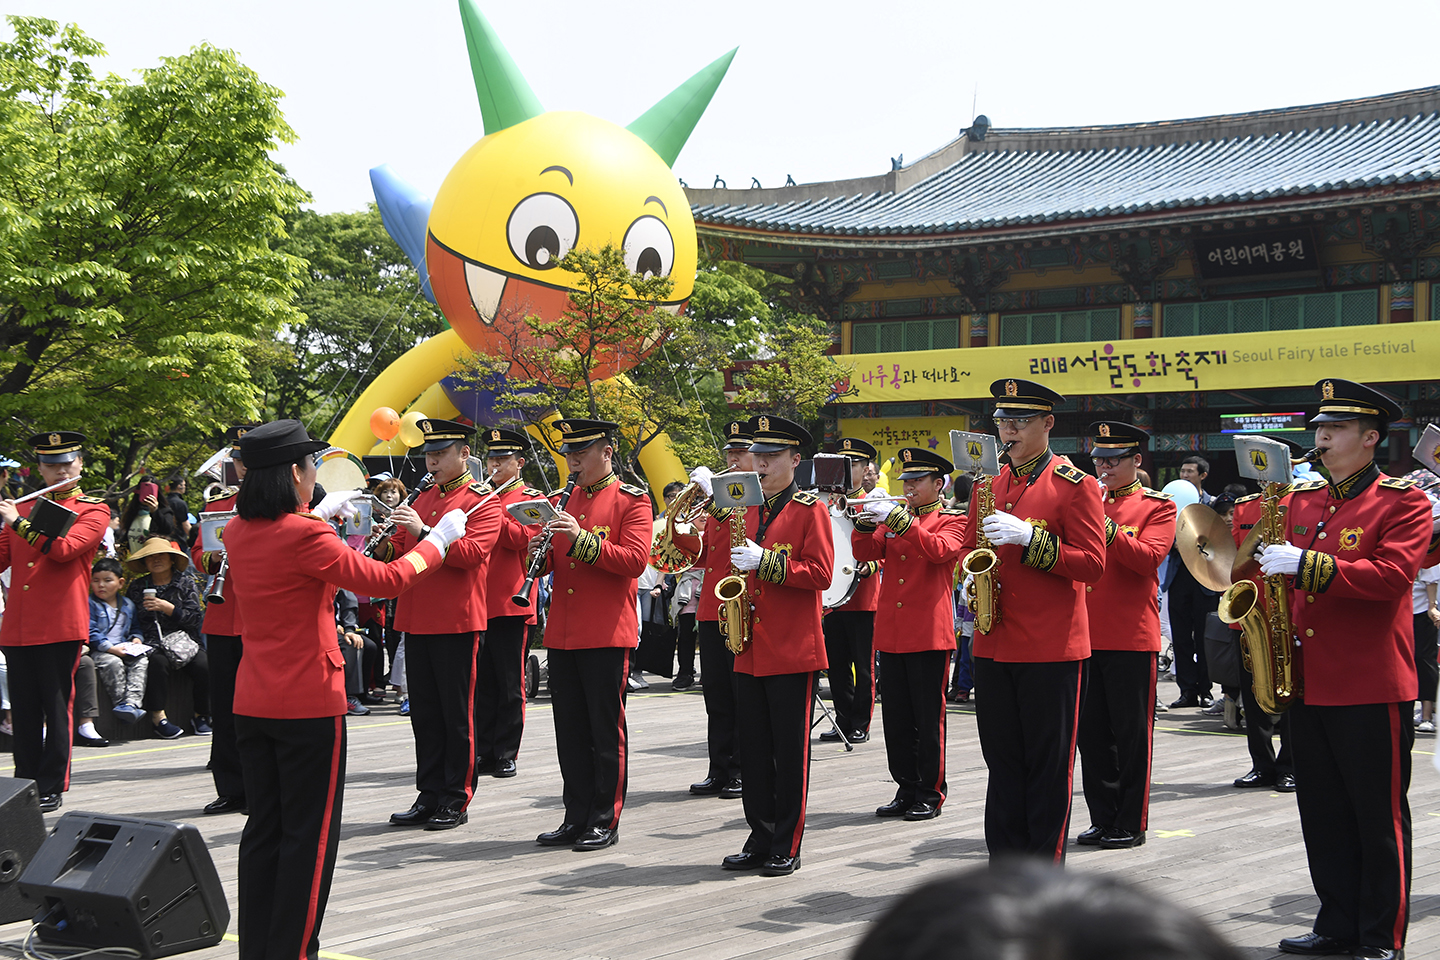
[
  {"x1": 836, "y1": 323, "x2": 1440, "y2": 404},
  {"x1": 836, "y1": 415, "x2": 970, "y2": 467}
]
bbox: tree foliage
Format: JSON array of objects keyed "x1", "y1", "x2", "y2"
[{"x1": 0, "y1": 16, "x2": 307, "y2": 486}]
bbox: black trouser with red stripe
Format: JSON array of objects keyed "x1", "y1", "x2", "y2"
[
  {"x1": 1290, "y1": 701, "x2": 1412, "y2": 952},
  {"x1": 5, "y1": 640, "x2": 82, "y2": 796},
  {"x1": 697, "y1": 620, "x2": 740, "y2": 780},
  {"x1": 548, "y1": 646, "x2": 630, "y2": 830},
  {"x1": 476, "y1": 616, "x2": 528, "y2": 764},
  {"x1": 823, "y1": 610, "x2": 875, "y2": 735},
  {"x1": 877, "y1": 650, "x2": 949, "y2": 808},
  {"x1": 974, "y1": 656, "x2": 1086, "y2": 863},
  {"x1": 207, "y1": 634, "x2": 246, "y2": 800},
  {"x1": 735, "y1": 670, "x2": 817, "y2": 859},
  {"x1": 406, "y1": 631, "x2": 482, "y2": 809},
  {"x1": 1077, "y1": 649, "x2": 1155, "y2": 833},
  {"x1": 235, "y1": 714, "x2": 345, "y2": 960}
]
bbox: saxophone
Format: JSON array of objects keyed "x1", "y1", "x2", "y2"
[
  {"x1": 1217, "y1": 480, "x2": 1301, "y2": 714},
  {"x1": 713, "y1": 505, "x2": 752, "y2": 655},
  {"x1": 961, "y1": 440, "x2": 1014, "y2": 634}
]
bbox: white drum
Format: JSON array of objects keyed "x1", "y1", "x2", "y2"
[{"x1": 823, "y1": 506, "x2": 861, "y2": 609}]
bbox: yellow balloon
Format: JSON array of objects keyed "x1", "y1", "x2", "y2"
[{"x1": 397, "y1": 410, "x2": 427, "y2": 449}]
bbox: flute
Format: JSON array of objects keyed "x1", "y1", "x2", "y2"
[
  {"x1": 511, "y1": 476, "x2": 578, "y2": 608},
  {"x1": 12, "y1": 476, "x2": 80, "y2": 504}
]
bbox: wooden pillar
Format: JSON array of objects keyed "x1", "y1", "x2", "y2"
[
  {"x1": 1389, "y1": 282, "x2": 1415, "y2": 323},
  {"x1": 1132, "y1": 301, "x2": 1155, "y2": 339}
]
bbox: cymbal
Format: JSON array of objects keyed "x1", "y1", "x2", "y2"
[
  {"x1": 1175, "y1": 503, "x2": 1236, "y2": 592},
  {"x1": 1232, "y1": 524, "x2": 1264, "y2": 583}
]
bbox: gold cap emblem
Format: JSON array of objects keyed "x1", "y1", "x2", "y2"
[
  {"x1": 1099, "y1": 424, "x2": 1111, "y2": 437},
  {"x1": 842, "y1": 439, "x2": 853, "y2": 450},
  {"x1": 1005, "y1": 380, "x2": 1018, "y2": 397},
  {"x1": 48, "y1": 433, "x2": 60, "y2": 445},
  {"x1": 236, "y1": 428, "x2": 248, "y2": 438},
  {"x1": 557, "y1": 421, "x2": 571, "y2": 432},
  {"x1": 1322, "y1": 380, "x2": 1334, "y2": 400},
  {"x1": 729, "y1": 422, "x2": 739, "y2": 435},
  {"x1": 758, "y1": 415, "x2": 770, "y2": 432},
  {"x1": 420, "y1": 420, "x2": 432, "y2": 433},
  {"x1": 490, "y1": 430, "x2": 500, "y2": 441},
  {"x1": 902, "y1": 449, "x2": 913, "y2": 462}
]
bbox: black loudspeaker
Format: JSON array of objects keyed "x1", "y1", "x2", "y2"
[
  {"x1": 18, "y1": 812, "x2": 229, "y2": 958},
  {"x1": 0, "y1": 777, "x2": 48, "y2": 924}
]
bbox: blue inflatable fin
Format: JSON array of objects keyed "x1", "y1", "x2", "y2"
[{"x1": 370, "y1": 164, "x2": 437, "y2": 303}]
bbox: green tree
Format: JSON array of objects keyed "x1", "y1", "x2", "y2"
[
  {"x1": 0, "y1": 17, "x2": 307, "y2": 487},
  {"x1": 261, "y1": 207, "x2": 446, "y2": 430}
]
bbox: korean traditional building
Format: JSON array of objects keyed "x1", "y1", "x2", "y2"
[{"x1": 687, "y1": 86, "x2": 1440, "y2": 487}]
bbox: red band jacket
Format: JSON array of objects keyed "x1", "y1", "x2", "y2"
[
  {"x1": 852, "y1": 498, "x2": 965, "y2": 653},
  {"x1": 1085, "y1": 480, "x2": 1175, "y2": 652},
  {"x1": 193, "y1": 490, "x2": 242, "y2": 637},
  {"x1": 959, "y1": 451, "x2": 1107, "y2": 662},
  {"x1": 385, "y1": 472, "x2": 502, "y2": 634},
  {"x1": 541, "y1": 473, "x2": 652, "y2": 650},
  {"x1": 0, "y1": 488, "x2": 110, "y2": 647},
  {"x1": 735, "y1": 487, "x2": 834, "y2": 677},
  {"x1": 1279, "y1": 466, "x2": 1429, "y2": 705},
  {"x1": 486, "y1": 476, "x2": 546, "y2": 623},
  {"x1": 672, "y1": 504, "x2": 758, "y2": 623},
  {"x1": 226, "y1": 511, "x2": 444, "y2": 718}
]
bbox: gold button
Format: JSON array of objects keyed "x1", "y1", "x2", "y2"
[
  {"x1": 1329, "y1": 506, "x2": 1336, "y2": 513},
  {"x1": 27, "y1": 561, "x2": 34, "y2": 568},
  {"x1": 707, "y1": 567, "x2": 712, "y2": 572},
  {"x1": 22, "y1": 584, "x2": 29, "y2": 590},
  {"x1": 1086, "y1": 585, "x2": 1093, "y2": 592},
  {"x1": 567, "y1": 588, "x2": 574, "y2": 595},
  {"x1": 1318, "y1": 532, "x2": 1326, "y2": 539},
  {"x1": 900, "y1": 555, "x2": 907, "y2": 561},
  {"x1": 1305, "y1": 628, "x2": 1314, "y2": 637},
  {"x1": 1006, "y1": 502, "x2": 1013, "y2": 509},
  {"x1": 896, "y1": 601, "x2": 903, "y2": 608},
  {"x1": 1306, "y1": 595, "x2": 1314, "y2": 603},
  {"x1": 430, "y1": 511, "x2": 437, "y2": 517},
  {"x1": 898, "y1": 578, "x2": 905, "y2": 585},
  {"x1": 587, "y1": 493, "x2": 593, "y2": 499},
  {"x1": 579, "y1": 514, "x2": 586, "y2": 520},
  {"x1": 1107, "y1": 498, "x2": 1114, "y2": 504},
  {"x1": 569, "y1": 562, "x2": 576, "y2": 569},
  {"x1": 439, "y1": 492, "x2": 445, "y2": 499}
]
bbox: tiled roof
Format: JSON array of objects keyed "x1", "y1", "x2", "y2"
[{"x1": 688, "y1": 87, "x2": 1440, "y2": 240}]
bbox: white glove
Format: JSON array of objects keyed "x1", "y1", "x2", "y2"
[
  {"x1": 312, "y1": 489, "x2": 364, "y2": 521},
  {"x1": 1257, "y1": 542, "x2": 1304, "y2": 577},
  {"x1": 689, "y1": 466, "x2": 713, "y2": 497},
  {"x1": 422, "y1": 508, "x2": 468, "y2": 552},
  {"x1": 961, "y1": 572, "x2": 975, "y2": 605},
  {"x1": 862, "y1": 498, "x2": 895, "y2": 523},
  {"x1": 1429, "y1": 496, "x2": 1440, "y2": 534},
  {"x1": 983, "y1": 510, "x2": 1034, "y2": 547},
  {"x1": 730, "y1": 539, "x2": 764, "y2": 571}
]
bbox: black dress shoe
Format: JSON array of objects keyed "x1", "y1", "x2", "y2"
[
  {"x1": 1197, "y1": 695, "x2": 1215, "y2": 708},
  {"x1": 903, "y1": 801, "x2": 941, "y2": 821},
  {"x1": 493, "y1": 759, "x2": 517, "y2": 778},
  {"x1": 536, "y1": 822, "x2": 582, "y2": 846},
  {"x1": 1076, "y1": 824, "x2": 1106, "y2": 845},
  {"x1": 389, "y1": 801, "x2": 438, "y2": 826},
  {"x1": 474, "y1": 756, "x2": 496, "y2": 775},
  {"x1": 761, "y1": 855, "x2": 800, "y2": 876},
  {"x1": 1278, "y1": 932, "x2": 1357, "y2": 955},
  {"x1": 690, "y1": 776, "x2": 724, "y2": 795},
  {"x1": 1276, "y1": 773, "x2": 1297, "y2": 793},
  {"x1": 1352, "y1": 949, "x2": 1399, "y2": 959},
  {"x1": 876, "y1": 798, "x2": 911, "y2": 818},
  {"x1": 819, "y1": 728, "x2": 845, "y2": 742},
  {"x1": 425, "y1": 805, "x2": 469, "y2": 830},
  {"x1": 1099, "y1": 827, "x2": 1145, "y2": 848},
  {"x1": 38, "y1": 794, "x2": 62, "y2": 813},
  {"x1": 722, "y1": 850, "x2": 766, "y2": 870},
  {"x1": 203, "y1": 795, "x2": 248, "y2": 815},
  {"x1": 850, "y1": 729, "x2": 870, "y2": 743},
  {"x1": 1234, "y1": 769, "x2": 1276, "y2": 788},
  {"x1": 572, "y1": 826, "x2": 618, "y2": 851},
  {"x1": 1169, "y1": 694, "x2": 1199, "y2": 708},
  {"x1": 74, "y1": 730, "x2": 109, "y2": 747},
  {"x1": 719, "y1": 778, "x2": 743, "y2": 799}
]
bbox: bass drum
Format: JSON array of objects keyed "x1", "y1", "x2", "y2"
[{"x1": 822, "y1": 506, "x2": 861, "y2": 609}]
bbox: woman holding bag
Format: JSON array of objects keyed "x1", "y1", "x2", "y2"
[{"x1": 125, "y1": 537, "x2": 207, "y2": 740}]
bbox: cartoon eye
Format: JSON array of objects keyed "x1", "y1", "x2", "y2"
[
  {"x1": 622, "y1": 215, "x2": 674, "y2": 279},
  {"x1": 506, "y1": 193, "x2": 578, "y2": 270}
]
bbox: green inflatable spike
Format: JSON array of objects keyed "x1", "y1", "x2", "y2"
[
  {"x1": 627, "y1": 48, "x2": 737, "y2": 168},
  {"x1": 459, "y1": 0, "x2": 544, "y2": 135}
]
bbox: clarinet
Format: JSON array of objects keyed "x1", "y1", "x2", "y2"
[
  {"x1": 206, "y1": 553, "x2": 230, "y2": 605},
  {"x1": 511, "y1": 476, "x2": 578, "y2": 608},
  {"x1": 361, "y1": 473, "x2": 434, "y2": 558}
]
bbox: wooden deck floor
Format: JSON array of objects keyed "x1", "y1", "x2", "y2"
[{"x1": 3, "y1": 675, "x2": 1438, "y2": 960}]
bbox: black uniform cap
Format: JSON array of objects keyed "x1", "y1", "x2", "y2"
[
  {"x1": 1088, "y1": 421, "x2": 1149, "y2": 457},
  {"x1": 418, "y1": 418, "x2": 473, "y2": 452},
  {"x1": 555, "y1": 418, "x2": 618, "y2": 453},
  {"x1": 990, "y1": 378, "x2": 1065, "y2": 419},
  {"x1": 1309, "y1": 378, "x2": 1403, "y2": 425},
  {"x1": 749, "y1": 415, "x2": 812, "y2": 454},
  {"x1": 722, "y1": 419, "x2": 754, "y2": 450},
  {"x1": 482, "y1": 427, "x2": 531, "y2": 456},
  {"x1": 29, "y1": 431, "x2": 85, "y2": 464},
  {"x1": 895, "y1": 447, "x2": 954, "y2": 480},
  {"x1": 836, "y1": 437, "x2": 879, "y2": 461}
]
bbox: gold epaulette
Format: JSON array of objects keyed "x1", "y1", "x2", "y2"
[
  {"x1": 1290, "y1": 479, "x2": 1327, "y2": 492},
  {"x1": 77, "y1": 495, "x2": 107, "y2": 504},
  {"x1": 1378, "y1": 477, "x2": 1417, "y2": 490},
  {"x1": 524, "y1": 486, "x2": 544, "y2": 497},
  {"x1": 619, "y1": 483, "x2": 648, "y2": 498},
  {"x1": 206, "y1": 487, "x2": 237, "y2": 503},
  {"x1": 469, "y1": 481, "x2": 492, "y2": 496},
  {"x1": 1054, "y1": 462, "x2": 1086, "y2": 484},
  {"x1": 1235, "y1": 493, "x2": 1261, "y2": 504},
  {"x1": 941, "y1": 507, "x2": 967, "y2": 515},
  {"x1": 1143, "y1": 489, "x2": 1173, "y2": 500},
  {"x1": 793, "y1": 490, "x2": 820, "y2": 505}
]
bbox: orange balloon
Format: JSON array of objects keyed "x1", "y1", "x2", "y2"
[{"x1": 369, "y1": 406, "x2": 401, "y2": 441}]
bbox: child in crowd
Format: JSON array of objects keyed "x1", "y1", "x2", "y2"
[{"x1": 88, "y1": 557, "x2": 149, "y2": 721}]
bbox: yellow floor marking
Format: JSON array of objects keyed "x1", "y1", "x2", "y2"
[{"x1": 1154, "y1": 828, "x2": 1196, "y2": 839}]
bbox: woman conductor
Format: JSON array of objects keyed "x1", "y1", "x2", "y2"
[{"x1": 224, "y1": 420, "x2": 467, "y2": 960}]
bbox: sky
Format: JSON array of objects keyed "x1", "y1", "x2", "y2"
[{"x1": 15, "y1": 0, "x2": 1440, "y2": 214}]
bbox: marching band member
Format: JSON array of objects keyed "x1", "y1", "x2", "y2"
[
  {"x1": 225, "y1": 419, "x2": 464, "y2": 960},
  {"x1": 822, "y1": 436, "x2": 882, "y2": 744},
  {"x1": 378, "y1": 419, "x2": 501, "y2": 831},
  {"x1": 1261, "y1": 380, "x2": 1427, "y2": 960},
  {"x1": 680, "y1": 418, "x2": 756, "y2": 799},
  {"x1": 0, "y1": 431, "x2": 110, "y2": 813},
  {"x1": 530, "y1": 419, "x2": 652, "y2": 852},
  {"x1": 475, "y1": 428, "x2": 545, "y2": 780},
  {"x1": 1075, "y1": 422, "x2": 1175, "y2": 850},
  {"x1": 959, "y1": 379, "x2": 1105, "y2": 863},
  {"x1": 194, "y1": 423, "x2": 255, "y2": 816},
  {"x1": 721, "y1": 415, "x2": 834, "y2": 876},
  {"x1": 852, "y1": 446, "x2": 965, "y2": 821}
]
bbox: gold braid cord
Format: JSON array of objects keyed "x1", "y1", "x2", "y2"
[
  {"x1": 1022, "y1": 527, "x2": 1060, "y2": 572},
  {"x1": 1297, "y1": 550, "x2": 1336, "y2": 593},
  {"x1": 568, "y1": 530, "x2": 603, "y2": 565},
  {"x1": 757, "y1": 549, "x2": 787, "y2": 585}
]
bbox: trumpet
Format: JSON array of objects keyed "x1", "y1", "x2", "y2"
[
  {"x1": 206, "y1": 554, "x2": 230, "y2": 605},
  {"x1": 836, "y1": 493, "x2": 908, "y2": 522},
  {"x1": 650, "y1": 481, "x2": 711, "y2": 573}
]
